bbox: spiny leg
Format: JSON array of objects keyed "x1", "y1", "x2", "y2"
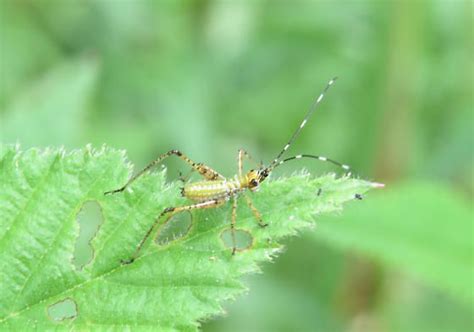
[
  {"x1": 231, "y1": 197, "x2": 238, "y2": 255},
  {"x1": 123, "y1": 199, "x2": 225, "y2": 264},
  {"x1": 244, "y1": 195, "x2": 268, "y2": 228},
  {"x1": 105, "y1": 149, "x2": 224, "y2": 195}
]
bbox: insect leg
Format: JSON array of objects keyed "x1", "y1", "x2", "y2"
[
  {"x1": 172, "y1": 151, "x2": 225, "y2": 180},
  {"x1": 243, "y1": 195, "x2": 268, "y2": 228},
  {"x1": 238, "y1": 149, "x2": 246, "y2": 177},
  {"x1": 123, "y1": 199, "x2": 225, "y2": 264},
  {"x1": 105, "y1": 149, "x2": 224, "y2": 195},
  {"x1": 231, "y1": 197, "x2": 238, "y2": 255},
  {"x1": 238, "y1": 149, "x2": 261, "y2": 177}
]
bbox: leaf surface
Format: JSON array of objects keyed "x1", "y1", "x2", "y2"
[{"x1": 0, "y1": 146, "x2": 378, "y2": 330}]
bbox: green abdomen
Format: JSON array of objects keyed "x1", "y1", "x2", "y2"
[{"x1": 183, "y1": 180, "x2": 240, "y2": 202}]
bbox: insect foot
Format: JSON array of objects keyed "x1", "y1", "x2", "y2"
[
  {"x1": 163, "y1": 207, "x2": 175, "y2": 214},
  {"x1": 120, "y1": 258, "x2": 135, "y2": 265}
]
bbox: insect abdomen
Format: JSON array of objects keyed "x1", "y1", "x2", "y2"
[{"x1": 183, "y1": 180, "x2": 240, "y2": 202}]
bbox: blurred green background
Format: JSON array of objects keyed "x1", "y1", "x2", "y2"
[{"x1": 0, "y1": 0, "x2": 472, "y2": 331}]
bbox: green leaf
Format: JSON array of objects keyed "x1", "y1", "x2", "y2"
[
  {"x1": 313, "y1": 182, "x2": 473, "y2": 306},
  {"x1": 0, "y1": 145, "x2": 379, "y2": 330}
]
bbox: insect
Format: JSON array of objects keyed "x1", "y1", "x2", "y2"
[{"x1": 105, "y1": 77, "x2": 351, "y2": 263}]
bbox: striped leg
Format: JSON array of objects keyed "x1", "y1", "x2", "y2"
[
  {"x1": 244, "y1": 195, "x2": 268, "y2": 228},
  {"x1": 105, "y1": 149, "x2": 224, "y2": 195},
  {"x1": 123, "y1": 199, "x2": 225, "y2": 264}
]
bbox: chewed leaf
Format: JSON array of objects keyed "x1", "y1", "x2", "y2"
[{"x1": 0, "y1": 145, "x2": 379, "y2": 330}]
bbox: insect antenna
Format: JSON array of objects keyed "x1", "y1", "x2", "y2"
[
  {"x1": 275, "y1": 154, "x2": 351, "y2": 175},
  {"x1": 257, "y1": 77, "x2": 339, "y2": 182},
  {"x1": 269, "y1": 77, "x2": 338, "y2": 169}
]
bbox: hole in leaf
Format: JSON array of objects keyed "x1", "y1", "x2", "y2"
[
  {"x1": 73, "y1": 201, "x2": 103, "y2": 270},
  {"x1": 155, "y1": 211, "x2": 192, "y2": 246},
  {"x1": 220, "y1": 228, "x2": 253, "y2": 252},
  {"x1": 47, "y1": 298, "x2": 77, "y2": 321}
]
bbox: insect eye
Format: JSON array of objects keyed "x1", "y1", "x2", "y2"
[{"x1": 250, "y1": 179, "x2": 259, "y2": 187}]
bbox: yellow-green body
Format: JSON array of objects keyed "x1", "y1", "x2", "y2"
[{"x1": 183, "y1": 176, "x2": 249, "y2": 202}]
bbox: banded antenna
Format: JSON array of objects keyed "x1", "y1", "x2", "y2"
[
  {"x1": 263, "y1": 77, "x2": 351, "y2": 176},
  {"x1": 270, "y1": 77, "x2": 338, "y2": 168}
]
